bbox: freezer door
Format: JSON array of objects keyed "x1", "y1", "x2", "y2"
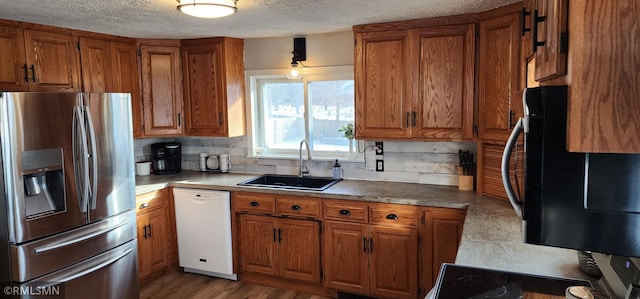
[
  {"x1": 82, "y1": 93, "x2": 135, "y2": 222},
  {"x1": 19, "y1": 240, "x2": 138, "y2": 299},
  {"x1": 10, "y1": 210, "x2": 136, "y2": 283},
  {"x1": 0, "y1": 92, "x2": 87, "y2": 244}
]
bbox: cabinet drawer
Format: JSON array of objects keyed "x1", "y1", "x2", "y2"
[
  {"x1": 276, "y1": 196, "x2": 320, "y2": 219},
  {"x1": 369, "y1": 203, "x2": 418, "y2": 227},
  {"x1": 323, "y1": 200, "x2": 368, "y2": 223},
  {"x1": 136, "y1": 188, "x2": 168, "y2": 213},
  {"x1": 234, "y1": 192, "x2": 275, "y2": 214}
]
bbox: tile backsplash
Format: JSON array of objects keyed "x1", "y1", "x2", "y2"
[{"x1": 134, "y1": 136, "x2": 476, "y2": 186}]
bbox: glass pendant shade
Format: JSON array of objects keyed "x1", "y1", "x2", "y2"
[{"x1": 177, "y1": 0, "x2": 237, "y2": 18}]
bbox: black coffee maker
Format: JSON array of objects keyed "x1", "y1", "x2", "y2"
[{"x1": 151, "y1": 142, "x2": 181, "y2": 174}]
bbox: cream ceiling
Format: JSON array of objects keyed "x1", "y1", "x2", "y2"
[{"x1": 0, "y1": 0, "x2": 519, "y2": 39}]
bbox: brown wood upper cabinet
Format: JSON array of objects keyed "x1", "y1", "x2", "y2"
[
  {"x1": 477, "y1": 12, "x2": 521, "y2": 142},
  {"x1": 565, "y1": 0, "x2": 640, "y2": 153},
  {"x1": 354, "y1": 24, "x2": 475, "y2": 141},
  {"x1": 526, "y1": 0, "x2": 568, "y2": 81},
  {"x1": 140, "y1": 44, "x2": 184, "y2": 136},
  {"x1": 78, "y1": 37, "x2": 143, "y2": 138},
  {"x1": 355, "y1": 29, "x2": 412, "y2": 139},
  {"x1": 0, "y1": 26, "x2": 80, "y2": 92},
  {"x1": 181, "y1": 38, "x2": 245, "y2": 137}
]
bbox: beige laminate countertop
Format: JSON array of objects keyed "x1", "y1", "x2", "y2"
[{"x1": 136, "y1": 171, "x2": 587, "y2": 281}]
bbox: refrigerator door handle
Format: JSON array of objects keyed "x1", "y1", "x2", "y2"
[
  {"x1": 72, "y1": 106, "x2": 89, "y2": 212},
  {"x1": 502, "y1": 117, "x2": 524, "y2": 219},
  {"x1": 84, "y1": 106, "x2": 98, "y2": 210},
  {"x1": 35, "y1": 246, "x2": 133, "y2": 287},
  {"x1": 33, "y1": 218, "x2": 131, "y2": 254}
]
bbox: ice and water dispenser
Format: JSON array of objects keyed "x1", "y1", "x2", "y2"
[{"x1": 22, "y1": 148, "x2": 65, "y2": 218}]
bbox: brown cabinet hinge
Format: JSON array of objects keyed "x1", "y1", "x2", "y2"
[
  {"x1": 137, "y1": 50, "x2": 142, "y2": 56},
  {"x1": 77, "y1": 42, "x2": 80, "y2": 50},
  {"x1": 421, "y1": 215, "x2": 426, "y2": 224}
]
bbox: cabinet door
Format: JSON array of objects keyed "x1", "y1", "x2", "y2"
[
  {"x1": 323, "y1": 221, "x2": 368, "y2": 294},
  {"x1": 478, "y1": 13, "x2": 521, "y2": 141},
  {"x1": 79, "y1": 37, "x2": 113, "y2": 92},
  {"x1": 477, "y1": 141, "x2": 524, "y2": 199},
  {"x1": 181, "y1": 40, "x2": 227, "y2": 136},
  {"x1": 0, "y1": 26, "x2": 28, "y2": 91},
  {"x1": 24, "y1": 30, "x2": 80, "y2": 91},
  {"x1": 355, "y1": 30, "x2": 413, "y2": 139},
  {"x1": 567, "y1": 1, "x2": 640, "y2": 153},
  {"x1": 238, "y1": 214, "x2": 278, "y2": 276},
  {"x1": 112, "y1": 42, "x2": 143, "y2": 138},
  {"x1": 278, "y1": 218, "x2": 321, "y2": 283},
  {"x1": 420, "y1": 208, "x2": 466, "y2": 294},
  {"x1": 137, "y1": 208, "x2": 169, "y2": 281},
  {"x1": 140, "y1": 45, "x2": 183, "y2": 136},
  {"x1": 533, "y1": 0, "x2": 568, "y2": 81},
  {"x1": 369, "y1": 225, "x2": 418, "y2": 299},
  {"x1": 413, "y1": 24, "x2": 475, "y2": 140}
]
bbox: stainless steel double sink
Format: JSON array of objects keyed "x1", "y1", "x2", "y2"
[{"x1": 237, "y1": 174, "x2": 341, "y2": 191}]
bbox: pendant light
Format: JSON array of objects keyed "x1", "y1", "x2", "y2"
[{"x1": 177, "y1": 0, "x2": 238, "y2": 18}]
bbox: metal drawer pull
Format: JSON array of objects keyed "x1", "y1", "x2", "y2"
[
  {"x1": 250, "y1": 201, "x2": 260, "y2": 207},
  {"x1": 363, "y1": 237, "x2": 367, "y2": 252},
  {"x1": 139, "y1": 202, "x2": 149, "y2": 209},
  {"x1": 273, "y1": 228, "x2": 277, "y2": 242},
  {"x1": 291, "y1": 205, "x2": 301, "y2": 211},
  {"x1": 386, "y1": 213, "x2": 399, "y2": 220},
  {"x1": 22, "y1": 64, "x2": 29, "y2": 82},
  {"x1": 339, "y1": 209, "x2": 351, "y2": 216}
]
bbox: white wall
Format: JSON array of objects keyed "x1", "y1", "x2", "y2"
[{"x1": 244, "y1": 31, "x2": 354, "y2": 70}]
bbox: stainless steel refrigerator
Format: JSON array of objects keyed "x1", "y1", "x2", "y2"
[{"x1": 0, "y1": 92, "x2": 138, "y2": 298}]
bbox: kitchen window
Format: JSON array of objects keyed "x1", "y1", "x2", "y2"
[{"x1": 246, "y1": 66, "x2": 355, "y2": 159}]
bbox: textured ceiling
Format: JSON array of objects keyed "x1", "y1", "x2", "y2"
[{"x1": 0, "y1": 0, "x2": 520, "y2": 39}]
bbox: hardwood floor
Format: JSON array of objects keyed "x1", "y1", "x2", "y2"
[{"x1": 140, "y1": 270, "x2": 333, "y2": 299}]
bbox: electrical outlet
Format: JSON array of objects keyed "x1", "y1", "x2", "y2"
[
  {"x1": 376, "y1": 159, "x2": 384, "y2": 172},
  {"x1": 375, "y1": 141, "x2": 384, "y2": 155}
]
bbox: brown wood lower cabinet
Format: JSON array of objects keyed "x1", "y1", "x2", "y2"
[
  {"x1": 323, "y1": 205, "x2": 418, "y2": 299},
  {"x1": 137, "y1": 208, "x2": 169, "y2": 279},
  {"x1": 420, "y1": 207, "x2": 467, "y2": 296},
  {"x1": 136, "y1": 188, "x2": 175, "y2": 284},
  {"x1": 370, "y1": 225, "x2": 418, "y2": 298},
  {"x1": 234, "y1": 193, "x2": 466, "y2": 299},
  {"x1": 323, "y1": 221, "x2": 369, "y2": 293},
  {"x1": 238, "y1": 214, "x2": 321, "y2": 283}
]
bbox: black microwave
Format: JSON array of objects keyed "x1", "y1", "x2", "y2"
[{"x1": 502, "y1": 86, "x2": 640, "y2": 257}]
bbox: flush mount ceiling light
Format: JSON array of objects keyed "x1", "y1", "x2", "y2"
[
  {"x1": 287, "y1": 37, "x2": 306, "y2": 79},
  {"x1": 177, "y1": 0, "x2": 238, "y2": 18}
]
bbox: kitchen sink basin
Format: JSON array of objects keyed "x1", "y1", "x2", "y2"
[{"x1": 237, "y1": 174, "x2": 342, "y2": 191}]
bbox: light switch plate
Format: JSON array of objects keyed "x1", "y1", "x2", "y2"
[{"x1": 376, "y1": 159, "x2": 384, "y2": 172}]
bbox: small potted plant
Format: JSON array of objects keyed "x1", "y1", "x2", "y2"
[{"x1": 339, "y1": 123, "x2": 355, "y2": 156}]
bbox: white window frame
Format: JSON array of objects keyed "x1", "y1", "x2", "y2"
[{"x1": 245, "y1": 65, "x2": 360, "y2": 161}]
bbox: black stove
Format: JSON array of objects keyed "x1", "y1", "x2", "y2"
[{"x1": 434, "y1": 264, "x2": 591, "y2": 298}]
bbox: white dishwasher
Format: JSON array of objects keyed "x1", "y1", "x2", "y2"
[{"x1": 173, "y1": 188, "x2": 237, "y2": 280}]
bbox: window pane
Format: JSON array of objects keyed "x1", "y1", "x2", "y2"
[
  {"x1": 258, "y1": 81, "x2": 305, "y2": 150},
  {"x1": 309, "y1": 80, "x2": 355, "y2": 152}
]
